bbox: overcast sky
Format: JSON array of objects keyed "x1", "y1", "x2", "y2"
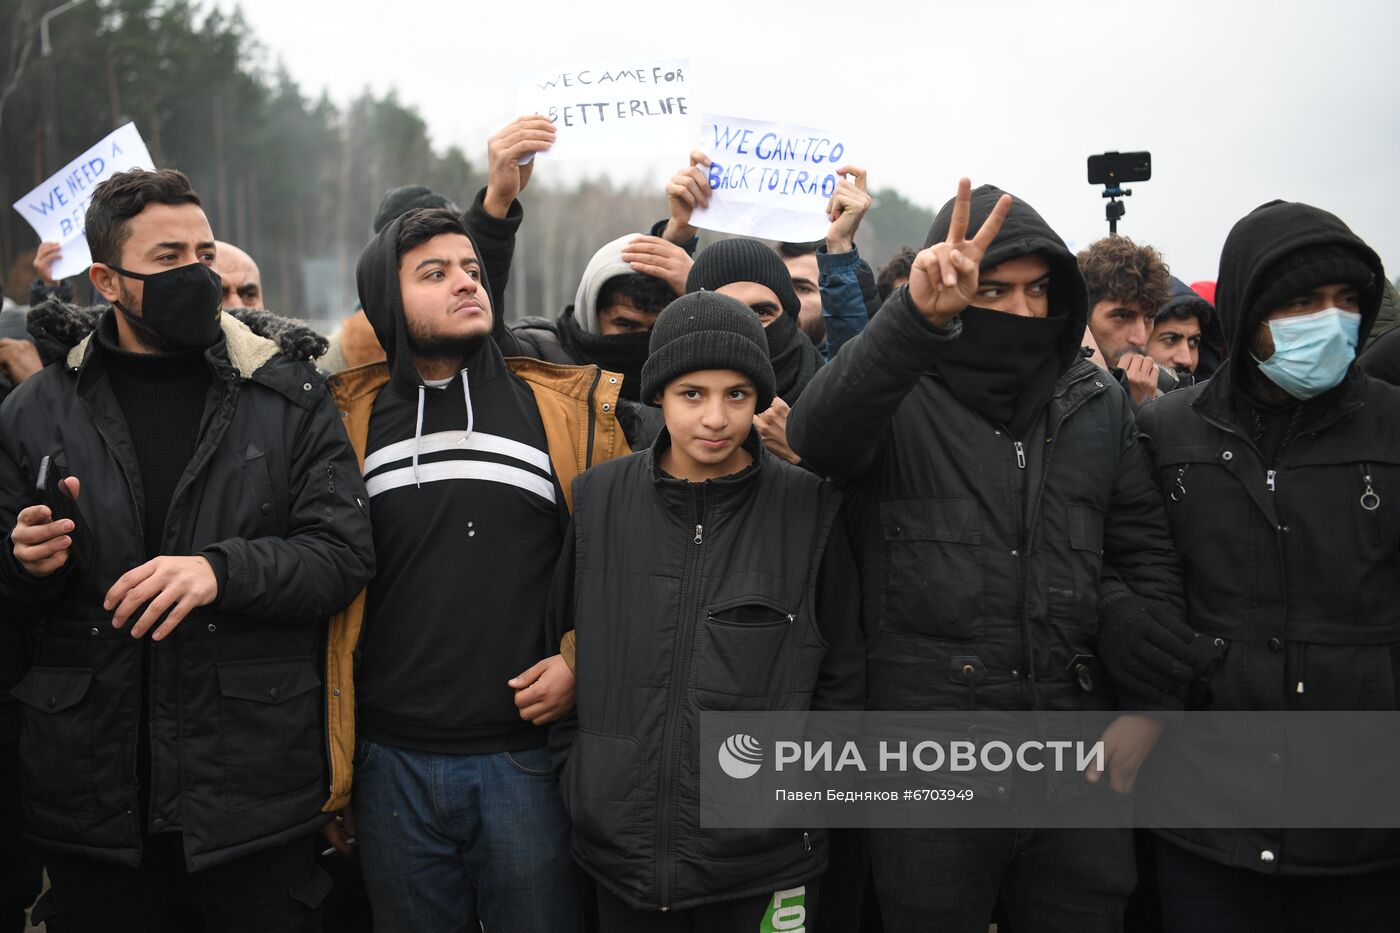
[{"x1": 215, "y1": 0, "x2": 1400, "y2": 281}]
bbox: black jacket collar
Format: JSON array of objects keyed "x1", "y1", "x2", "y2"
[{"x1": 648, "y1": 427, "x2": 766, "y2": 522}]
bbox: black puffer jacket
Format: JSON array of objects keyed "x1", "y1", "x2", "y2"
[
  {"x1": 790, "y1": 185, "x2": 1184, "y2": 718},
  {"x1": 1136, "y1": 200, "x2": 1400, "y2": 875},
  {"x1": 551, "y1": 431, "x2": 857, "y2": 912},
  {"x1": 0, "y1": 303, "x2": 374, "y2": 870}
]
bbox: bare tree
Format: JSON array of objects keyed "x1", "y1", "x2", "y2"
[{"x1": 0, "y1": 1, "x2": 38, "y2": 139}]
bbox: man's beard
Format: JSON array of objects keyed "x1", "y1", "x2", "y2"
[{"x1": 405, "y1": 323, "x2": 488, "y2": 371}]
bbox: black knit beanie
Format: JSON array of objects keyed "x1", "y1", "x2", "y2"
[
  {"x1": 372, "y1": 185, "x2": 461, "y2": 234},
  {"x1": 1249, "y1": 242, "x2": 1377, "y2": 325},
  {"x1": 686, "y1": 238, "x2": 800, "y2": 318},
  {"x1": 640, "y1": 292, "x2": 776, "y2": 410}
]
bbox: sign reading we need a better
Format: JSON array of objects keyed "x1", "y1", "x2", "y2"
[
  {"x1": 13, "y1": 122, "x2": 156, "y2": 280},
  {"x1": 691, "y1": 114, "x2": 854, "y2": 242}
]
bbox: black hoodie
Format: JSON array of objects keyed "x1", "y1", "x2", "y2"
[
  {"x1": 1135, "y1": 202, "x2": 1400, "y2": 877},
  {"x1": 352, "y1": 214, "x2": 566, "y2": 754},
  {"x1": 1215, "y1": 199, "x2": 1384, "y2": 390},
  {"x1": 1211, "y1": 200, "x2": 1385, "y2": 463},
  {"x1": 790, "y1": 187, "x2": 1183, "y2": 716},
  {"x1": 1160, "y1": 275, "x2": 1225, "y2": 381},
  {"x1": 923, "y1": 184, "x2": 1089, "y2": 367}
]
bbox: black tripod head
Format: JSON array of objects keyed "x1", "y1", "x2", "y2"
[{"x1": 1087, "y1": 151, "x2": 1151, "y2": 235}]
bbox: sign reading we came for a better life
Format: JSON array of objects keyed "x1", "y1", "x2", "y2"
[
  {"x1": 12, "y1": 122, "x2": 156, "y2": 280},
  {"x1": 690, "y1": 114, "x2": 855, "y2": 243},
  {"x1": 516, "y1": 58, "x2": 690, "y2": 159}
]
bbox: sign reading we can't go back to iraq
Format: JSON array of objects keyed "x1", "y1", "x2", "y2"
[
  {"x1": 691, "y1": 113, "x2": 855, "y2": 243},
  {"x1": 517, "y1": 58, "x2": 690, "y2": 160}
]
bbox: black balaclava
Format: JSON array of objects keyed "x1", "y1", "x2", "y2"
[
  {"x1": 763, "y1": 310, "x2": 820, "y2": 405},
  {"x1": 557, "y1": 309, "x2": 651, "y2": 402},
  {"x1": 685, "y1": 237, "x2": 820, "y2": 402},
  {"x1": 920, "y1": 184, "x2": 1089, "y2": 438}
]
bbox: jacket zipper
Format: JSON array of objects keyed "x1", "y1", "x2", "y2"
[
  {"x1": 1361, "y1": 464, "x2": 1381, "y2": 547},
  {"x1": 1009, "y1": 434, "x2": 1032, "y2": 709},
  {"x1": 1019, "y1": 372, "x2": 1107, "y2": 714},
  {"x1": 1194, "y1": 408, "x2": 1302, "y2": 679},
  {"x1": 91, "y1": 416, "x2": 148, "y2": 822},
  {"x1": 657, "y1": 482, "x2": 707, "y2": 910},
  {"x1": 583, "y1": 368, "x2": 602, "y2": 469}
]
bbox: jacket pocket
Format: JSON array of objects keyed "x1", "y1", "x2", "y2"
[
  {"x1": 242, "y1": 444, "x2": 278, "y2": 536},
  {"x1": 563, "y1": 729, "x2": 646, "y2": 858},
  {"x1": 216, "y1": 658, "x2": 323, "y2": 810},
  {"x1": 1051, "y1": 504, "x2": 1105, "y2": 622},
  {"x1": 693, "y1": 597, "x2": 798, "y2": 711},
  {"x1": 879, "y1": 498, "x2": 983, "y2": 641},
  {"x1": 11, "y1": 668, "x2": 95, "y2": 813}
]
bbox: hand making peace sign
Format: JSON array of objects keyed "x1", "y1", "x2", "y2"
[{"x1": 907, "y1": 178, "x2": 1013, "y2": 327}]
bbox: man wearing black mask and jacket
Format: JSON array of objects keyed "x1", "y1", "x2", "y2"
[
  {"x1": 1135, "y1": 200, "x2": 1400, "y2": 932},
  {"x1": 0, "y1": 168, "x2": 375, "y2": 931},
  {"x1": 789, "y1": 179, "x2": 1192, "y2": 932}
]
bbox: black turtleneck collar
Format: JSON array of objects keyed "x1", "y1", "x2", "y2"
[{"x1": 94, "y1": 310, "x2": 211, "y2": 381}]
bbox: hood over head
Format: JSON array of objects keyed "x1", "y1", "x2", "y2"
[
  {"x1": 356, "y1": 208, "x2": 513, "y2": 489},
  {"x1": 355, "y1": 208, "x2": 506, "y2": 391},
  {"x1": 1215, "y1": 199, "x2": 1383, "y2": 388},
  {"x1": 924, "y1": 184, "x2": 1088, "y2": 371},
  {"x1": 574, "y1": 232, "x2": 648, "y2": 335},
  {"x1": 1159, "y1": 275, "x2": 1225, "y2": 379},
  {"x1": 372, "y1": 185, "x2": 461, "y2": 235}
]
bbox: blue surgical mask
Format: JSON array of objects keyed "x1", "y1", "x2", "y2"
[{"x1": 1253, "y1": 307, "x2": 1361, "y2": 399}]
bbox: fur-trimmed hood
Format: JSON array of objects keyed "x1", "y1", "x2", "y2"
[{"x1": 26, "y1": 300, "x2": 328, "y2": 378}]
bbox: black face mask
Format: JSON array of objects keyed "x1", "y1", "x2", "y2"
[
  {"x1": 927, "y1": 306, "x2": 1067, "y2": 438},
  {"x1": 763, "y1": 311, "x2": 821, "y2": 403},
  {"x1": 107, "y1": 262, "x2": 224, "y2": 352}
]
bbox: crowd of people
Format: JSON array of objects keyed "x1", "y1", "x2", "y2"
[{"x1": 1, "y1": 113, "x2": 1398, "y2": 933}]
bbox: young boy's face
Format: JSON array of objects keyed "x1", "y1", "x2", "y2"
[{"x1": 657, "y1": 369, "x2": 758, "y2": 480}]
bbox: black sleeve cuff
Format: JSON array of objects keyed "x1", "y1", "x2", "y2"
[{"x1": 201, "y1": 548, "x2": 229, "y2": 605}]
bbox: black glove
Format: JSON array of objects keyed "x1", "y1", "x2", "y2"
[{"x1": 1097, "y1": 589, "x2": 1196, "y2": 708}]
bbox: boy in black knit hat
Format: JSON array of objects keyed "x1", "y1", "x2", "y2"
[{"x1": 546, "y1": 291, "x2": 864, "y2": 930}]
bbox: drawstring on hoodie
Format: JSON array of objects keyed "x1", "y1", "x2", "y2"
[
  {"x1": 461, "y1": 369, "x2": 475, "y2": 440},
  {"x1": 412, "y1": 368, "x2": 476, "y2": 488},
  {"x1": 413, "y1": 385, "x2": 426, "y2": 487}
]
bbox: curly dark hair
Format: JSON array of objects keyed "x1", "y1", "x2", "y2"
[
  {"x1": 85, "y1": 169, "x2": 202, "y2": 267},
  {"x1": 1076, "y1": 236, "x2": 1171, "y2": 313}
]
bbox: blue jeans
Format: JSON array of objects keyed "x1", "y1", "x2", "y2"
[{"x1": 353, "y1": 740, "x2": 584, "y2": 933}]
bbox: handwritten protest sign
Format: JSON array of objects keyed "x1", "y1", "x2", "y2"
[
  {"x1": 691, "y1": 114, "x2": 854, "y2": 242},
  {"x1": 516, "y1": 58, "x2": 690, "y2": 160},
  {"x1": 12, "y1": 123, "x2": 155, "y2": 280}
]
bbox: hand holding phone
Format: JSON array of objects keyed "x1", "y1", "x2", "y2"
[{"x1": 12, "y1": 457, "x2": 84, "y2": 576}]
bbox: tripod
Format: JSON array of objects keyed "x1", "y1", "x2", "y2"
[{"x1": 1103, "y1": 185, "x2": 1131, "y2": 235}]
